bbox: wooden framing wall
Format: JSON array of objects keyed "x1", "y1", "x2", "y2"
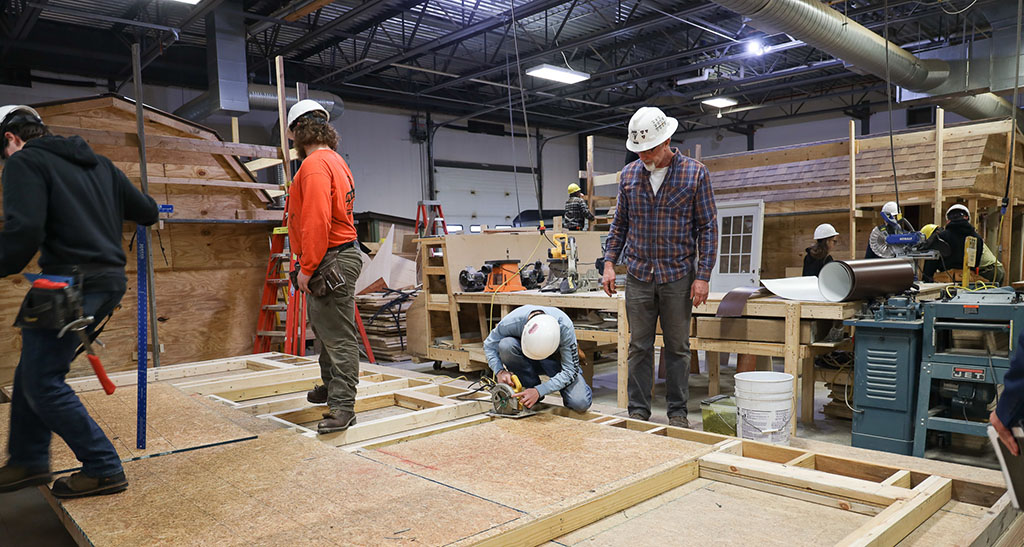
[
  {"x1": 0, "y1": 95, "x2": 285, "y2": 385},
  {"x1": 37, "y1": 352, "x2": 1024, "y2": 546}
]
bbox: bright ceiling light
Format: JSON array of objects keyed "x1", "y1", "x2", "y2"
[
  {"x1": 525, "y1": 64, "x2": 590, "y2": 84},
  {"x1": 167, "y1": 0, "x2": 202, "y2": 4},
  {"x1": 702, "y1": 96, "x2": 738, "y2": 108},
  {"x1": 746, "y1": 40, "x2": 766, "y2": 56}
]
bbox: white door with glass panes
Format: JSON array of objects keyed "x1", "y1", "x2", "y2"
[{"x1": 709, "y1": 200, "x2": 765, "y2": 293}]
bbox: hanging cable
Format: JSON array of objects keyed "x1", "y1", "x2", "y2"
[
  {"x1": 883, "y1": 0, "x2": 902, "y2": 213},
  {"x1": 506, "y1": 53, "x2": 524, "y2": 222},
  {"x1": 507, "y1": 0, "x2": 542, "y2": 213},
  {"x1": 997, "y1": 0, "x2": 1023, "y2": 263}
]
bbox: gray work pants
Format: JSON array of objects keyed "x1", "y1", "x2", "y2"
[
  {"x1": 625, "y1": 272, "x2": 694, "y2": 419},
  {"x1": 306, "y1": 246, "x2": 364, "y2": 413}
]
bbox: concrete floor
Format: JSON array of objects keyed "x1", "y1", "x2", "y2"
[{"x1": 7, "y1": 352, "x2": 999, "y2": 544}]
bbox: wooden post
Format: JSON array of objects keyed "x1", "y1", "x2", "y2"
[
  {"x1": 586, "y1": 135, "x2": 595, "y2": 231},
  {"x1": 1001, "y1": 131, "x2": 1016, "y2": 268},
  {"x1": 934, "y1": 107, "x2": 945, "y2": 225},
  {"x1": 274, "y1": 56, "x2": 292, "y2": 183},
  {"x1": 708, "y1": 351, "x2": 720, "y2": 397},
  {"x1": 231, "y1": 117, "x2": 240, "y2": 144},
  {"x1": 849, "y1": 120, "x2": 857, "y2": 260},
  {"x1": 784, "y1": 302, "x2": 801, "y2": 436},
  {"x1": 617, "y1": 297, "x2": 629, "y2": 409}
]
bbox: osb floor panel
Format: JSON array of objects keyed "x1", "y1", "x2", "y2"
[
  {"x1": 549, "y1": 478, "x2": 870, "y2": 546},
  {"x1": 362, "y1": 413, "x2": 715, "y2": 515},
  {"x1": 899, "y1": 500, "x2": 991, "y2": 546},
  {"x1": 0, "y1": 383, "x2": 255, "y2": 472},
  {"x1": 51, "y1": 431, "x2": 522, "y2": 546}
]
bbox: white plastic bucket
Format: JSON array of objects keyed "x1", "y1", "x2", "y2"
[{"x1": 734, "y1": 371, "x2": 794, "y2": 446}]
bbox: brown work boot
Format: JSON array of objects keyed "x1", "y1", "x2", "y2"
[
  {"x1": 669, "y1": 416, "x2": 691, "y2": 429},
  {"x1": 307, "y1": 384, "x2": 328, "y2": 404},
  {"x1": 51, "y1": 471, "x2": 128, "y2": 499},
  {"x1": 628, "y1": 412, "x2": 649, "y2": 421},
  {"x1": 318, "y1": 410, "x2": 356, "y2": 434},
  {"x1": 0, "y1": 464, "x2": 52, "y2": 493}
]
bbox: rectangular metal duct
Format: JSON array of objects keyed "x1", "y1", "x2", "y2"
[{"x1": 205, "y1": 0, "x2": 249, "y2": 116}]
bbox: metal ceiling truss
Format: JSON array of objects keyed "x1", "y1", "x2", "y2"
[{"x1": 0, "y1": 0, "x2": 990, "y2": 136}]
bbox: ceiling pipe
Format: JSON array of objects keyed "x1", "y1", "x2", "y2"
[
  {"x1": 174, "y1": 83, "x2": 344, "y2": 121},
  {"x1": 710, "y1": 0, "x2": 1016, "y2": 120}
]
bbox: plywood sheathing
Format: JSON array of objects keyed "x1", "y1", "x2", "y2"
[
  {"x1": 0, "y1": 384, "x2": 254, "y2": 473},
  {"x1": 48, "y1": 431, "x2": 523, "y2": 547},
  {"x1": 363, "y1": 414, "x2": 713, "y2": 517},
  {"x1": 0, "y1": 95, "x2": 274, "y2": 385}
]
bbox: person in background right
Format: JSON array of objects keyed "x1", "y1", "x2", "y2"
[
  {"x1": 803, "y1": 223, "x2": 839, "y2": 277},
  {"x1": 991, "y1": 329, "x2": 1024, "y2": 456},
  {"x1": 922, "y1": 204, "x2": 986, "y2": 283},
  {"x1": 921, "y1": 223, "x2": 1003, "y2": 285}
]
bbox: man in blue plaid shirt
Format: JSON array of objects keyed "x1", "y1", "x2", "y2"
[{"x1": 601, "y1": 106, "x2": 718, "y2": 429}]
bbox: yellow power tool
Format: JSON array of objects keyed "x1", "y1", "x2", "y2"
[{"x1": 489, "y1": 373, "x2": 537, "y2": 418}]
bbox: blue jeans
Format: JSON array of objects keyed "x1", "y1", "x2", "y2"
[
  {"x1": 6, "y1": 290, "x2": 124, "y2": 477},
  {"x1": 497, "y1": 337, "x2": 593, "y2": 412}
]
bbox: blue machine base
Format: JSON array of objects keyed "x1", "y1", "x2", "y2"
[{"x1": 851, "y1": 431, "x2": 914, "y2": 456}]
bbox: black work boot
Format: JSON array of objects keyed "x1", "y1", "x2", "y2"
[
  {"x1": 317, "y1": 410, "x2": 356, "y2": 434},
  {"x1": 51, "y1": 471, "x2": 128, "y2": 499},
  {"x1": 307, "y1": 384, "x2": 328, "y2": 404},
  {"x1": 0, "y1": 464, "x2": 52, "y2": 493}
]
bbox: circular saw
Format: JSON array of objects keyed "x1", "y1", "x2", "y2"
[{"x1": 488, "y1": 374, "x2": 537, "y2": 419}]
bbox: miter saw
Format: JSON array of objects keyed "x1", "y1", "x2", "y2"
[
  {"x1": 541, "y1": 234, "x2": 601, "y2": 293},
  {"x1": 487, "y1": 374, "x2": 537, "y2": 418},
  {"x1": 868, "y1": 211, "x2": 950, "y2": 260}
]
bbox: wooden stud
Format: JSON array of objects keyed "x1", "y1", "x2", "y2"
[
  {"x1": 231, "y1": 116, "x2": 240, "y2": 144},
  {"x1": 1001, "y1": 130, "x2": 1015, "y2": 271},
  {"x1": 801, "y1": 355, "x2": 816, "y2": 425},
  {"x1": 934, "y1": 107, "x2": 945, "y2": 225},
  {"x1": 785, "y1": 452, "x2": 817, "y2": 469},
  {"x1": 274, "y1": 56, "x2": 292, "y2": 183},
  {"x1": 850, "y1": 119, "x2": 858, "y2": 260},
  {"x1": 699, "y1": 469, "x2": 883, "y2": 516},
  {"x1": 617, "y1": 297, "x2": 629, "y2": 409},
  {"x1": 835, "y1": 476, "x2": 952, "y2": 547},
  {"x1": 707, "y1": 351, "x2": 720, "y2": 397},
  {"x1": 586, "y1": 135, "x2": 595, "y2": 230},
  {"x1": 881, "y1": 469, "x2": 912, "y2": 488},
  {"x1": 784, "y1": 301, "x2": 802, "y2": 435},
  {"x1": 471, "y1": 459, "x2": 699, "y2": 547},
  {"x1": 699, "y1": 452, "x2": 912, "y2": 507},
  {"x1": 318, "y1": 400, "x2": 489, "y2": 447}
]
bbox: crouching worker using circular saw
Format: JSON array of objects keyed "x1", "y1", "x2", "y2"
[
  {"x1": 483, "y1": 306, "x2": 592, "y2": 413},
  {"x1": 0, "y1": 105, "x2": 158, "y2": 498}
]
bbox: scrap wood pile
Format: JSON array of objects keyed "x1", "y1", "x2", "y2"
[{"x1": 357, "y1": 289, "x2": 418, "y2": 362}]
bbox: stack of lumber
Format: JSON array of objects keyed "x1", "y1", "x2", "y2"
[
  {"x1": 820, "y1": 365, "x2": 854, "y2": 420},
  {"x1": 357, "y1": 290, "x2": 418, "y2": 362}
]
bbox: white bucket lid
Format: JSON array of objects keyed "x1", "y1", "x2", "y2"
[{"x1": 734, "y1": 371, "x2": 793, "y2": 383}]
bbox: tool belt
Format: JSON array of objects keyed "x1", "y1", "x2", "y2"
[
  {"x1": 291, "y1": 241, "x2": 354, "y2": 298},
  {"x1": 14, "y1": 276, "x2": 82, "y2": 331}
]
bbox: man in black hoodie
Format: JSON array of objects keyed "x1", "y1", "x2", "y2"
[
  {"x1": 0, "y1": 105, "x2": 158, "y2": 498},
  {"x1": 922, "y1": 204, "x2": 985, "y2": 282}
]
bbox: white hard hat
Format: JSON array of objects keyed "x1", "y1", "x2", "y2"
[
  {"x1": 521, "y1": 312, "x2": 560, "y2": 360},
  {"x1": 287, "y1": 99, "x2": 329, "y2": 130},
  {"x1": 947, "y1": 203, "x2": 970, "y2": 220},
  {"x1": 881, "y1": 201, "x2": 899, "y2": 216},
  {"x1": 0, "y1": 105, "x2": 41, "y2": 132},
  {"x1": 626, "y1": 106, "x2": 678, "y2": 152},
  {"x1": 813, "y1": 223, "x2": 839, "y2": 240}
]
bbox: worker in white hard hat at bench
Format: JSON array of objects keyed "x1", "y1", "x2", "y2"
[
  {"x1": 865, "y1": 201, "x2": 915, "y2": 259},
  {"x1": 483, "y1": 306, "x2": 593, "y2": 412}
]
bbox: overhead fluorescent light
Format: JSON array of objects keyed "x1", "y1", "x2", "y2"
[
  {"x1": 167, "y1": 0, "x2": 202, "y2": 4},
  {"x1": 525, "y1": 64, "x2": 590, "y2": 84},
  {"x1": 702, "y1": 96, "x2": 738, "y2": 108}
]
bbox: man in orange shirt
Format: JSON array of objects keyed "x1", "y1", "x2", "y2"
[{"x1": 287, "y1": 100, "x2": 363, "y2": 434}]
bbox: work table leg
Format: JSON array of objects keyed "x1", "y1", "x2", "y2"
[
  {"x1": 784, "y1": 302, "x2": 801, "y2": 436},
  {"x1": 617, "y1": 299, "x2": 628, "y2": 409},
  {"x1": 801, "y1": 356, "x2": 815, "y2": 425},
  {"x1": 707, "y1": 351, "x2": 720, "y2": 397}
]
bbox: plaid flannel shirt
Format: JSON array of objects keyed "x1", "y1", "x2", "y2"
[
  {"x1": 604, "y1": 149, "x2": 718, "y2": 283},
  {"x1": 563, "y1": 195, "x2": 595, "y2": 230}
]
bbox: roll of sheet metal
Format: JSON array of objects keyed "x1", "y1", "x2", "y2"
[{"x1": 818, "y1": 258, "x2": 915, "y2": 302}]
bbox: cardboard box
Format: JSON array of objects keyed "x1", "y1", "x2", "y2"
[{"x1": 696, "y1": 317, "x2": 831, "y2": 344}]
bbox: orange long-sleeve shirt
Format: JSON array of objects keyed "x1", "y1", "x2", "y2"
[{"x1": 289, "y1": 149, "x2": 357, "y2": 275}]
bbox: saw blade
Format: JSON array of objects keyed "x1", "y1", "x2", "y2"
[
  {"x1": 868, "y1": 226, "x2": 896, "y2": 258},
  {"x1": 491, "y1": 384, "x2": 518, "y2": 415}
]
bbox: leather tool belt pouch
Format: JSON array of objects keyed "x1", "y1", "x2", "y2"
[{"x1": 14, "y1": 284, "x2": 79, "y2": 330}]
